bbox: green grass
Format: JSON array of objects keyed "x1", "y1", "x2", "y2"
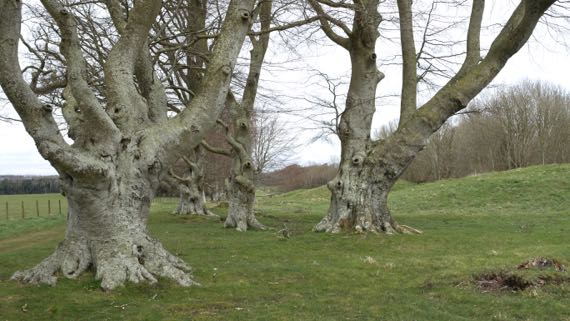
[
  {"x1": 0, "y1": 164, "x2": 568, "y2": 321},
  {"x1": 0, "y1": 193, "x2": 68, "y2": 219},
  {"x1": 0, "y1": 193, "x2": 68, "y2": 239}
]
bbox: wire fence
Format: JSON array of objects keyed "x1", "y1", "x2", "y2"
[
  {"x1": 1, "y1": 198, "x2": 67, "y2": 221},
  {"x1": 0, "y1": 195, "x2": 180, "y2": 222},
  {"x1": 150, "y1": 197, "x2": 178, "y2": 211}
]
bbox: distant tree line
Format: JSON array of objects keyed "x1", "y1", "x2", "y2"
[
  {"x1": 0, "y1": 176, "x2": 60, "y2": 195},
  {"x1": 259, "y1": 163, "x2": 338, "y2": 192},
  {"x1": 265, "y1": 81, "x2": 570, "y2": 191},
  {"x1": 390, "y1": 81, "x2": 570, "y2": 182}
]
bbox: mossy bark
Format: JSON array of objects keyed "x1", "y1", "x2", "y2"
[
  {"x1": 0, "y1": 0, "x2": 257, "y2": 289},
  {"x1": 219, "y1": 2, "x2": 272, "y2": 231},
  {"x1": 222, "y1": 118, "x2": 266, "y2": 231},
  {"x1": 12, "y1": 165, "x2": 196, "y2": 291},
  {"x1": 172, "y1": 149, "x2": 217, "y2": 217}
]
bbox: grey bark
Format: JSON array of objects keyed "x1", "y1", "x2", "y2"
[
  {"x1": 311, "y1": 0, "x2": 402, "y2": 233},
  {"x1": 13, "y1": 166, "x2": 195, "y2": 291},
  {"x1": 202, "y1": 1, "x2": 273, "y2": 231},
  {"x1": 312, "y1": 0, "x2": 556, "y2": 233},
  {"x1": 203, "y1": 118, "x2": 267, "y2": 231},
  {"x1": 0, "y1": 0, "x2": 256, "y2": 289},
  {"x1": 222, "y1": 117, "x2": 267, "y2": 231},
  {"x1": 223, "y1": 1, "x2": 272, "y2": 231},
  {"x1": 169, "y1": 149, "x2": 217, "y2": 216}
]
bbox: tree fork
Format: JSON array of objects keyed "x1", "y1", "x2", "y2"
[{"x1": 0, "y1": 0, "x2": 258, "y2": 289}]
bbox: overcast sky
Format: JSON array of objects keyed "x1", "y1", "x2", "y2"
[{"x1": 1, "y1": 1, "x2": 569, "y2": 175}]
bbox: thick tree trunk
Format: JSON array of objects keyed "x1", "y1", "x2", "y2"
[
  {"x1": 224, "y1": 175, "x2": 265, "y2": 231},
  {"x1": 220, "y1": 1, "x2": 272, "y2": 231},
  {"x1": 314, "y1": 0, "x2": 555, "y2": 234},
  {"x1": 312, "y1": 0, "x2": 418, "y2": 234},
  {"x1": 1, "y1": 0, "x2": 258, "y2": 290},
  {"x1": 171, "y1": 148, "x2": 217, "y2": 217},
  {"x1": 314, "y1": 163, "x2": 418, "y2": 234},
  {"x1": 12, "y1": 172, "x2": 197, "y2": 291},
  {"x1": 174, "y1": 183, "x2": 216, "y2": 216}
]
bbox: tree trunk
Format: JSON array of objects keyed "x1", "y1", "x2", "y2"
[
  {"x1": 224, "y1": 176, "x2": 265, "y2": 231},
  {"x1": 171, "y1": 148, "x2": 217, "y2": 217},
  {"x1": 12, "y1": 169, "x2": 197, "y2": 291},
  {"x1": 311, "y1": 0, "x2": 556, "y2": 234},
  {"x1": 174, "y1": 182, "x2": 216, "y2": 216},
  {"x1": 222, "y1": 125, "x2": 266, "y2": 231},
  {"x1": 312, "y1": 0, "x2": 420, "y2": 234},
  {"x1": 221, "y1": 1, "x2": 272, "y2": 231},
  {"x1": 1, "y1": 0, "x2": 258, "y2": 290},
  {"x1": 315, "y1": 160, "x2": 421, "y2": 234}
]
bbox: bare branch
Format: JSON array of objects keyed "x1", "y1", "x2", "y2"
[
  {"x1": 104, "y1": 0, "x2": 162, "y2": 131},
  {"x1": 0, "y1": 0, "x2": 107, "y2": 177},
  {"x1": 201, "y1": 140, "x2": 233, "y2": 156},
  {"x1": 308, "y1": 0, "x2": 351, "y2": 49},
  {"x1": 249, "y1": 16, "x2": 321, "y2": 36},
  {"x1": 397, "y1": 0, "x2": 417, "y2": 126},
  {"x1": 169, "y1": 168, "x2": 192, "y2": 183},
  {"x1": 457, "y1": 0, "x2": 485, "y2": 75},
  {"x1": 41, "y1": 0, "x2": 120, "y2": 144}
]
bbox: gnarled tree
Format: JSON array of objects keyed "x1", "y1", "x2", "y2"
[
  {"x1": 202, "y1": 0, "x2": 272, "y2": 231},
  {"x1": 309, "y1": 0, "x2": 560, "y2": 233},
  {"x1": 0, "y1": 0, "x2": 256, "y2": 290},
  {"x1": 154, "y1": 0, "x2": 219, "y2": 217},
  {"x1": 168, "y1": 149, "x2": 217, "y2": 216}
]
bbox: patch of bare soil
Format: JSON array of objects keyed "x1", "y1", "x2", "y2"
[
  {"x1": 474, "y1": 257, "x2": 568, "y2": 293},
  {"x1": 476, "y1": 271, "x2": 534, "y2": 292}
]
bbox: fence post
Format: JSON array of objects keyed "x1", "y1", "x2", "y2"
[
  {"x1": 21, "y1": 200, "x2": 25, "y2": 219},
  {"x1": 48, "y1": 200, "x2": 51, "y2": 215},
  {"x1": 36, "y1": 200, "x2": 40, "y2": 217},
  {"x1": 5, "y1": 202, "x2": 7, "y2": 221},
  {"x1": 59, "y1": 199, "x2": 62, "y2": 215}
]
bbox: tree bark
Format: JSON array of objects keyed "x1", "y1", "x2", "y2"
[
  {"x1": 205, "y1": 1, "x2": 273, "y2": 231},
  {"x1": 312, "y1": 0, "x2": 400, "y2": 233},
  {"x1": 171, "y1": 149, "x2": 217, "y2": 217},
  {"x1": 313, "y1": 51, "x2": 409, "y2": 233},
  {"x1": 12, "y1": 164, "x2": 196, "y2": 291},
  {"x1": 174, "y1": 183, "x2": 213, "y2": 216},
  {"x1": 1, "y1": 0, "x2": 257, "y2": 289},
  {"x1": 315, "y1": 166, "x2": 402, "y2": 234},
  {"x1": 312, "y1": 0, "x2": 555, "y2": 234},
  {"x1": 210, "y1": 118, "x2": 267, "y2": 231},
  {"x1": 224, "y1": 173, "x2": 265, "y2": 231}
]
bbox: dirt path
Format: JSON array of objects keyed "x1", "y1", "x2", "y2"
[{"x1": 0, "y1": 226, "x2": 65, "y2": 253}]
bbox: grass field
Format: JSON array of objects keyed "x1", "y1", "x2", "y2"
[
  {"x1": 0, "y1": 193, "x2": 67, "y2": 240},
  {"x1": 0, "y1": 193, "x2": 68, "y2": 219},
  {"x1": 0, "y1": 165, "x2": 568, "y2": 321}
]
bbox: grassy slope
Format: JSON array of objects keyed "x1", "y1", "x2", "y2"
[{"x1": 0, "y1": 165, "x2": 568, "y2": 321}]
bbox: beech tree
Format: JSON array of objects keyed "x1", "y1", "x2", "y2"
[
  {"x1": 308, "y1": 0, "x2": 561, "y2": 233},
  {"x1": 12, "y1": 0, "x2": 226, "y2": 217},
  {"x1": 161, "y1": 0, "x2": 306, "y2": 225},
  {"x1": 167, "y1": 149, "x2": 217, "y2": 216},
  {"x1": 202, "y1": 0, "x2": 290, "y2": 231},
  {"x1": 0, "y1": 0, "x2": 256, "y2": 290},
  {"x1": 154, "y1": 0, "x2": 224, "y2": 217}
]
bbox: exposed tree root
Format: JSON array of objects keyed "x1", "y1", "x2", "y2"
[
  {"x1": 314, "y1": 217, "x2": 421, "y2": 235},
  {"x1": 224, "y1": 213, "x2": 267, "y2": 232},
  {"x1": 396, "y1": 224, "x2": 423, "y2": 235},
  {"x1": 174, "y1": 202, "x2": 219, "y2": 217},
  {"x1": 11, "y1": 237, "x2": 90, "y2": 286},
  {"x1": 11, "y1": 234, "x2": 198, "y2": 291}
]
